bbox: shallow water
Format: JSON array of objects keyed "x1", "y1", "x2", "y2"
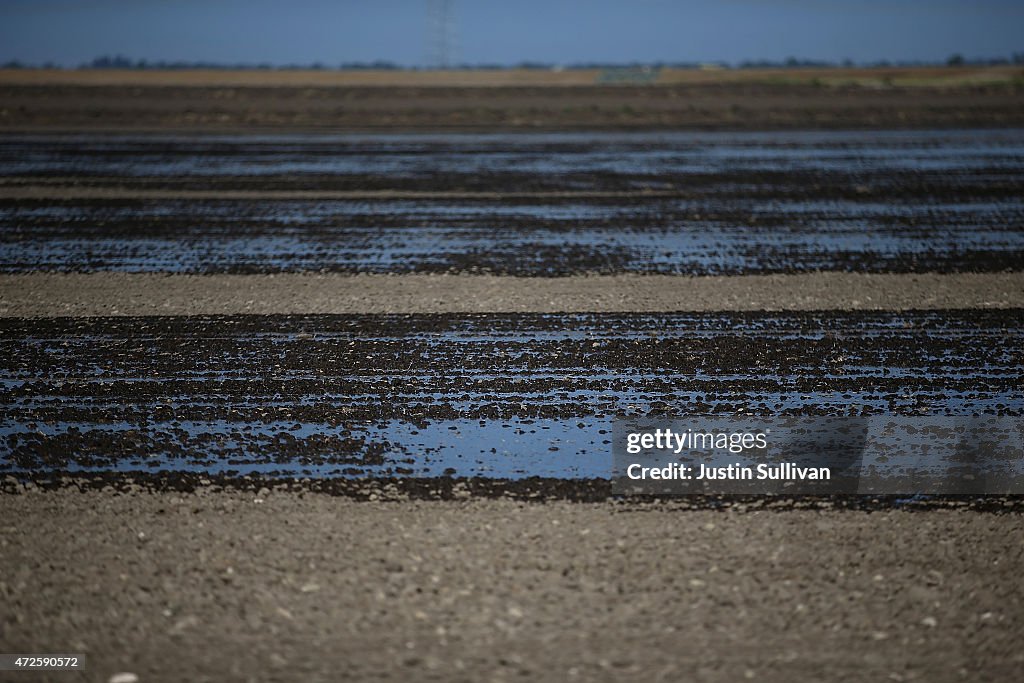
[
  {"x1": 2, "y1": 130, "x2": 1022, "y2": 274},
  {"x1": 3, "y1": 131, "x2": 1022, "y2": 484},
  {"x1": 4, "y1": 129, "x2": 1024, "y2": 176},
  {"x1": 2, "y1": 312, "x2": 1020, "y2": 480}
]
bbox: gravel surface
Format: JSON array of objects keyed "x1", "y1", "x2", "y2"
[{"x1": 1, "y1": 488, "x2": 1022, "y2": 682}]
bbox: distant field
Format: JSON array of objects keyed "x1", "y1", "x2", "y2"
[
  {"x1": 0, "y1": 65, "x2": 1021, "y2": 88},
  {"x1": 2, "y1": 65, "x2": 1022, "y2": 131}
]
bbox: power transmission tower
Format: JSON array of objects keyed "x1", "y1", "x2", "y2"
[{"x1": 427, "y1": 0, "x2": 456, "y2": 69}]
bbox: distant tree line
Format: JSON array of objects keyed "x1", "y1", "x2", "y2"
[{"x1": 2, "y1": 53, "x2": 1023, "y2": 70}]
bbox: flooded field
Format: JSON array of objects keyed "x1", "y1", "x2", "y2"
[
  {"x1": 4, "y1": 54, "x2": 1024, "y2": 683},
  {"x1": 2, "y1": 130, "x2": 1023, "y2": 274},
  {"x1": 1, "y1": 311, "x2": 1020, "y2": 480},
  {"x1": 1, "y1": 129, "x2": 1022, "y2": 487}
]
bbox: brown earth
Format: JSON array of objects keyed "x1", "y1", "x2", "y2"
[
  {"x1": 3, "y1": 273, "x2": 1023, "y2": 317},
  {"x1": 1, "y1": 488, "x2": 1022, "y2": 683},
  {"x1": 1, "y1": 65, "x2": 1020, "y2": 87},
  {"x1": 1, "y1": 66, "x2": 1023, "y2": 132}
]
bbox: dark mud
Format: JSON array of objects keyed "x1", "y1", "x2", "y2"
[
  {"x1": 5, "y1": 471, "x2": 1024, "y2": 511},
  {"x1": 3, "y1": 195, "x2": 1023, "y2": 274},
  {"x1": 2, "y1": 311, "x2": 1020, "y2": 479},
  {"x1": 3, "y1": 131, "x2": 1022, "y2": 274},
  {"x1": 2, "y1": 132, "x2": 1023, "y2": 485}
]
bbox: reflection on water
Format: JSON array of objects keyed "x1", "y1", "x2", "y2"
[
  {"x1": 1, "y1": 129, "x2": 1023, "y2": 274},
  {"x1": 4, "y1": 129, "x2": 1024, "y2": 176},
  {"x1": 2, "y1": 311, "x2": 1021, "y2": 480}
]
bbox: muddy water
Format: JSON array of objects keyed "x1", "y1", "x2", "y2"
[
  {"x1": 2, "y1": 131, "x2": 1022, "y2": 483},
  {"x1": 1, "y1": 312, "x2": 1020, "y2": 479},
  {"x1": 2, "y1": 130, "x2": 1023, "y2": 274}
]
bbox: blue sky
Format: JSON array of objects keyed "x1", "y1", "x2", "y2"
[{"x1": 1, "y1": 0, "x2": 1021, "y2": 67}]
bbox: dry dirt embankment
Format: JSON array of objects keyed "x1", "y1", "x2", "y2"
[
  {"x1": 1, "y1": 489, "x2": 1022, "y2": 683},
  {"x1": 3, "y1": 272, "x2": 1023, "y2": 316}
]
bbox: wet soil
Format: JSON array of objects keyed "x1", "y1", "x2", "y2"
[
  {"x1": 2, "y1": 311, "x2": 1019, "y2": 479},
  {"x1": 3, "y1": 130, "x2": 1024, "y2": 275}
]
